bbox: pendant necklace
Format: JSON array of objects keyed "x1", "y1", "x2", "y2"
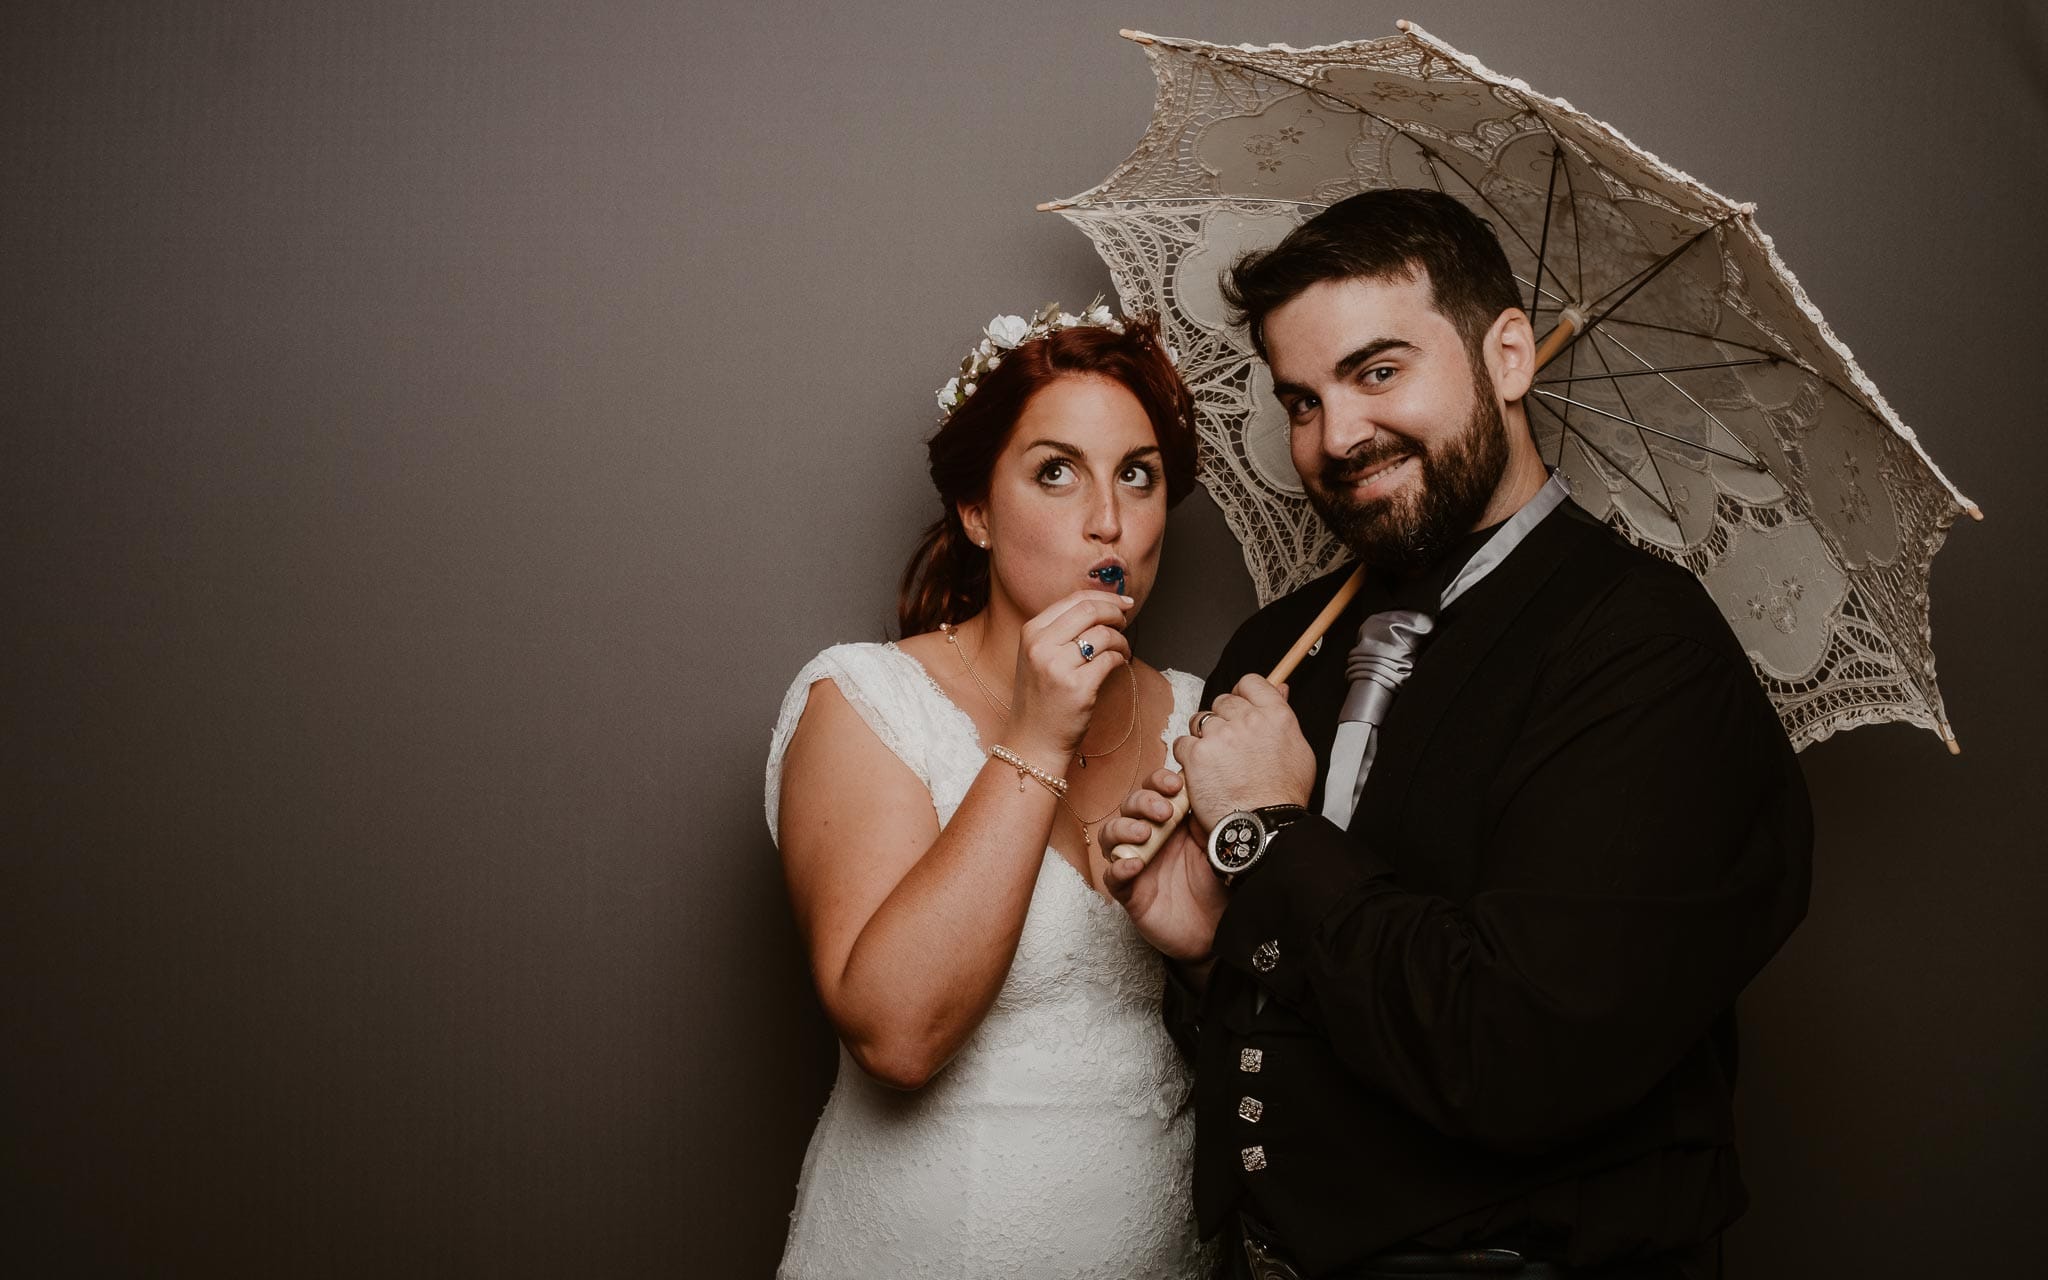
[
  {"x1": 942, "y1": 619, "x2": 1144, "y2": 859},
  {"x1": 941, "y1": 620, "x2": 1137, "y2": 767}
]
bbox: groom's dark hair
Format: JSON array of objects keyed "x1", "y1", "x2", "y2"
[{"x1": 1222, "y1": 188, "x2": 1523, "y2": 367}]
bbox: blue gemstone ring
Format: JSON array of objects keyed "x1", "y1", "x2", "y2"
[{"x1": 1077, "y1": 639, "x2": 1097, "y2": 661}]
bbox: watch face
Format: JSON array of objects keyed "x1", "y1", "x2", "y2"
[{"x1": 1210, "y1": 814, "x2": 1263, "y2": 874}]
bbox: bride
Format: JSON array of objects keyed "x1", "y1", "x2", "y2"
[{"x1": 765, "y1": 302, "x2": 1216, "y2": 1278}]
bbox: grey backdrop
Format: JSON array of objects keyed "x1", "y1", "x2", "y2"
[{"x1": 4, "y1": 1, "x2": 2044, "y2": 1275}]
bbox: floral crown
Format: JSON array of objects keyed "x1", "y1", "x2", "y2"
[{"x1": 935, "y1": 296, "x2": 1172, "y2": 418}]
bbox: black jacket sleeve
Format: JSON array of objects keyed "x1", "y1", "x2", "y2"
[{"x1": 1211, "y1": 621, "x2": 1812, "y2": 1154}]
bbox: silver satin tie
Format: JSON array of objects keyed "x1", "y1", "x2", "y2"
[
  {"x1": 1319, "y1": 472, "x2": 1573, "y2": 830},
  {"x1": 1321, "y1": 612, "x2": 1433, "y2": 829}
]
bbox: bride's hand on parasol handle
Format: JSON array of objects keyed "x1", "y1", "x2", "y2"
[
  {"x1": 1106, "y1": 566, "x2": 1365, "y2": 866},
  {"x1": 1105, "y1": 779, "x2": 1194, "y2": 866},
  {"x1": 1103, "y1": 768, "x2": 1226, "y2": 964}
]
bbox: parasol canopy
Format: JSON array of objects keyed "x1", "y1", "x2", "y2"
[{"x1": 1043, "y1": 22, "x2": 1978, "y2": 752}]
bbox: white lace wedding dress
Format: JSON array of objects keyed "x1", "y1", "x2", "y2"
[{"x1": 765, "y1": 642, "x2": 1215, "y2": 1280}]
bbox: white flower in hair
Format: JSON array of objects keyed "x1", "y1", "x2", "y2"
[
  {"x1": 1164, "y1": 344, "x2": 1180, "y2": 367},
  {"x1": 986, "y1": 314, "x2": 1031, "y2": 348},
  {"x1": 932, "y1": 295, "x2": 1128, "y2": 421}
]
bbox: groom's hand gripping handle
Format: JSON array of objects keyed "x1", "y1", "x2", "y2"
[{"x1": 1106, "y1": 566, "x2": 1364, "y2": 864}]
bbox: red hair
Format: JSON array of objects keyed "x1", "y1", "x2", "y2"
[{"x1": 896, "y1": 315, "x2": 1197, "y2": 636}]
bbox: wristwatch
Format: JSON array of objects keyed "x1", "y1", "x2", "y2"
[{"x1": 1206, "y1": 805, "x2": 1310, "y2": 882}]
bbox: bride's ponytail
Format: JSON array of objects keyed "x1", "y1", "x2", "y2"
[{"x1": 897, "y1": 511, "x2": 989, "y2": 637}]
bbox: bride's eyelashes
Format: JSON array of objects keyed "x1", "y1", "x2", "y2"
[{"x1": 1035, "y1": 456, "x2": 1078, "y2": 488}]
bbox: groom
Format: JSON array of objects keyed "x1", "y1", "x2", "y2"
[{"x1": 1105, "y1": 190, "x2": 1811, "y2": 1279}]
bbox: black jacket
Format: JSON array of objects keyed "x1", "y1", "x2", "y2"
[{"x1": 1173, "y1": 498, "x2": 1812, "y2": 1274}]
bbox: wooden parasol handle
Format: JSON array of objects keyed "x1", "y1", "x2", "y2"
[
  {"x1": 1106, "y1": 568, "x2": 1364, "y2": 863},
  {"x1": 1532, "y1": 306, "x2": 1585, "y2": 369}
]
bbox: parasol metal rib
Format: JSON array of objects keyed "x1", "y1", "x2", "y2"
[
  {"x1": 1594, "y1": 315, "x2": 1809, "y2": 369},
  {"x1": 1584, "y1": 324, "x2": 1682, "y2": 519},
  {"x1": 1530, "y1": 149, "x2": 1564, "y2": 318},
  {"x1": 1537, "y1": 357, "x2": 1777, "y2": 384},
  {"x1": 1547, "y1": 331, "x2": 1585, "y2": 471},
  {"x1": 1516, "y1": 273, "x2": 1575, "y2": 317},
  {"x1": 1531, "y1": 390, "x2": 1766, "y2": 470},
  {"x1": 1531, "y1": 397, "x2": 1681, "y2": 524},
  {"x1": 1584, "y1": 327, "x2": 1768, "y2": 471},
  {"x1": 1578, "y1": 221, "x2": 1725, "y2": 333}
]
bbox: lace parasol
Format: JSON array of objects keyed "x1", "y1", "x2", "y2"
[{"x1": 1042, "y1": 22, "x2": 1979, "y2": 752}]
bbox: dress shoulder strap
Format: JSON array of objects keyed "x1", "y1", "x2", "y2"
[{"x1": 764, "y1": 642, "x2": 969, "y2": 843}]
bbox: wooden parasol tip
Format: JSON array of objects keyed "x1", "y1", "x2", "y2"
[
  {"x1": 1119, "y1": 28, "x2": 1153, "y2": 44},
  {"x1": 1945, "y1": 732, "x2": 1963, "y2": 756},
  {"x1": 1035, "y1": 200, "x2": 1064, "y2": 212},
  {"x1": 1965, "y1": 503, "x2": 1985, "y2": 522},
  {"x1": 1396, "y1": 18, "x2": 1415, "y2": 33}
]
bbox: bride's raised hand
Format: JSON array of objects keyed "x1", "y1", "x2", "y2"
[{"x1": 1001, "y1": 589, "x2": 1135, "y2": 769}]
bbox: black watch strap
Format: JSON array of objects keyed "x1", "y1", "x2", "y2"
[{"x1": 1253, "y1": 804, "x2": 1309, "y2": 829}]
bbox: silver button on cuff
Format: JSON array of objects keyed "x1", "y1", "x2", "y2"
[
  {"x1": 1239, "y1": 1048, "x2": 1263, "y2": 1073},
  {"x1": 1238, "y1": 1096, "x2": 1264, "y2": 1123},
  {"x1": 1241, "y1": 1145, "x2": 1267, "y2": 1172},
  {"x1": 1252, "y1": 940, "x2": 1280, "y2": 973}
]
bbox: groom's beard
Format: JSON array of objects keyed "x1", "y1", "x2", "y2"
[{"x1": 1303, "y1": 373, "x2": 1511, "y2": 578}]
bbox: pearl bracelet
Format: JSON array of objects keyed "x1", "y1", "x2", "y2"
[{"x1": 988, "y1": 745, "x2": 1069, "y2": 798}]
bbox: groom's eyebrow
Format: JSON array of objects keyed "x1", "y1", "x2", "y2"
[
  {"x1": 1332, "y1": 338, "x2": 1417, "y2": 380},
  {"x1": 1269, "y1": 337, "x2": 1416, "y2": 400}
]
